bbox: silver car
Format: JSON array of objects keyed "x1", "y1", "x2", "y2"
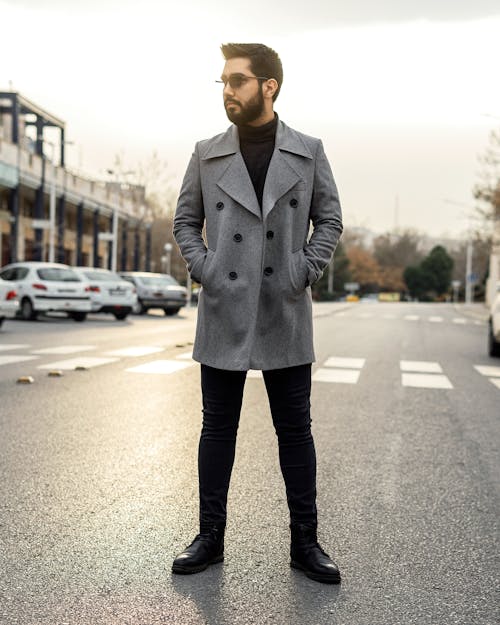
[
  {"x1": 119, "y1": 272, "x2": 187, "y2": 316},
  {"x1": 72, "y1": 267, "x2": 137, "y2": 320},
  {"x1": 488, "y1": 285, "x2": 500, "y2": 357}
]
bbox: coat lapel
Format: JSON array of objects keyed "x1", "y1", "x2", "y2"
[{"x1": 262, "y1": 121, "x2": 313, "y2": 221}]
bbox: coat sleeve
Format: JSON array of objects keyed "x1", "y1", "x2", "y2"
[
  {"x1": 173, "y1": 143, "x2": 207, "y2": 283},
  {"x1": 303, "y1": 139, "x2": 343, "y2": 286}
]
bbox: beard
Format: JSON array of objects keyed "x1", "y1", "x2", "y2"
[{"x1": 224, "y1": 86, "x2": 265, "y2": 126}]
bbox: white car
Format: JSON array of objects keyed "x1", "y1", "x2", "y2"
[
  {"x1": 0, "y1": 262, "x2": 91, "y2": 322},
  {"x1": 0, "y1": 277, "x2": 19, "y2": 327},
  {"x1": 488, "y1": 287, "x2": 500, "y2": 357},
  {"x1": 72, "y1": 267, "x2": 137, "y2": 320}
]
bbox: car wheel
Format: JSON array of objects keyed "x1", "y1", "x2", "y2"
[
  {"x1": 163, "y1": 308, "x2": 180, "y2": 316},
  {"x1": 71, "y1": 312, "x2": 87, "y2": 322},
  {"x1": 113, "y1": 311, "x2": 129, "y2": 320},
  {"x1": 21, "y1": 298, "x2": 37, "y2": 321},
  {"x1": 0, "y1": 317, "x2": 4, "y2": 327},
  {"x1": 488, "y1": 321, "x2": 500, "y2": 357},
  {"x1": 136, "y1": 299, "x2": 147, "y2": 315}
]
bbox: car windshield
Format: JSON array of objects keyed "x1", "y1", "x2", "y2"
[
  {"x1": 37, "y1": 268, "x2": 81, "y2": 282},
  {"x1": 81, "y1": 271, "x2": 122, "y2": 282},
  {"x1": 139, "y1": 275, "x2": 179, "y2": 287}
]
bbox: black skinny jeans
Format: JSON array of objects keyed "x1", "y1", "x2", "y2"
[{"x1": 199, "y1": 363, "x2": 317, "y2": 529}]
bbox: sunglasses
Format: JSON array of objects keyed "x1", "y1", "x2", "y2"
[{"x1": 215, "y1": 73, "x2": 270, "y2": 89}]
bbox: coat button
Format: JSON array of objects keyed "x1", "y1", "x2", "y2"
[
  {"x1": 290, "y1": 198, "x2": 298, "y2": 208},
  {"x1": 233, "y1": 233, "x2": 243, "y2": 242},
  {"x1": 266, "y1": 230, "x2": 274, "y2": 240},
  {"x1": 216, "y1": 201, "x2": 224, "y2": 210},
  {"x1": 264, "y1": 267, "x2": 273, "y2": 276},
  {"x1": 229, "y1": 271, "x2": 238, "y2": 280}
]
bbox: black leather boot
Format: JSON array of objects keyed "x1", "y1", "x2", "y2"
[
  {"x1": 172, "y1": 523, "x2": 225, "y2": 574},
  {"x1": 290, "y1": 523, "x2": 341, "y2": 584}
]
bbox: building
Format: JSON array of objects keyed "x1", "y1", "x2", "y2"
[{"x1": 0, "y1": 91, "x2": 152, "y2": 270}]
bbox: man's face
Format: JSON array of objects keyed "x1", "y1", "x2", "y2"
[{"x1": 220, "y1": 57, "x2": 265, "y2": 126}]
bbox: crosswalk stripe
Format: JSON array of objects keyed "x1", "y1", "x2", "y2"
[
  {"x1": 400, "y1": 360, "x2": 443, "y2": 373},
  {"x1": 323, "y1": 357, "x2": 365, "y2": 369},
  {"x1": 247, "y1": 369, "x2": 263, "y2": 378},
  {"x1": 489, "y1": 378, "x2": 500, "y2": 390},
  {"x1": 404, "y1": 315, "x2": 419, "y2": 321},
  {"x1": 32, "y1": 345, "x2": 96, "y2": 355},
  {"x1": 37, "y1": 357, "x2": 119, "y2": 370},
  {"x1": 125, "y1": 360, "x2": 194, "y2": 374},
  {"x1": 0, "y1": 344, "x2": 31, "y2": 352},
  {"x1": 452, "y1": 318, "x2": 467, "y2": 324},
  {"x1": 176, "y1": 352, "x2": 194, "y2": 360},
  {"x1": 429, "y1": 316, "x2": 443, "y2": 322},
  {"x1": 104, "y1": 346, "x2": 164, "y2": 357},
  {"x1": 313, "y1": 368, "x2": 361, "y2": 384},
  {"x1": 0, "y1": 354, "x2": 39, "y2": 366},
  {"x1": 473, "y1": 365, "x2": 500, "y2": 378},
  {"x1": 401, "y1": 373, "x2": 453, "y2": 389}
]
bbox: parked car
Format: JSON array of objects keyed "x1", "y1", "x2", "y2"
[
  {"x1": 119, "y1": 272, "x2": 187, "y2": 315},
  {"x1": 72, "y1": 267, "x2": 137, "y2": 320},
  {"x1": 0, "y1": 262, "x2": 91, "y2": 321},
  {"x1": 488, "y1": 286, "x2": 500, "y2": 357},
  {"x1": 0, "y1": 277, "x2": 19, "y2": 327}
]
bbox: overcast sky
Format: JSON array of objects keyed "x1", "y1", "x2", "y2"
[{"x1": 1, "y1": 0, "x2": 499, "y2": 238}]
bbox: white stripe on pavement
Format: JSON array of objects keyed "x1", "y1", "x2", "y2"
[
  {"x1": 452, "y1": 318, "x2": 467, "y2": 324},
  {"x1": 401, "y1": 373, "x2": 453, "y2": 389},
  {"x1": 37, "y1": 357, "x2": 119, "y2": 370},
  {"x1": 400, "y1": 360, "x2": 443, "y2": 373},
  {"x1": 323, "y1": 357, "x2": 366, "y2": 369},
  {"x1": 0, "y1": 344, "x2": 31, "y2": 351},
  {"x1": 313, "y1": 368, "x2": 361, "y2": 384},
  {"x1": 104, "y1": 346, "x2": 164, "y2": 357},
  {"x1": 489, "y1": 378, "x2": 500, "y2": 390},
  {"x1": 473, "y1": 365, "x2": 500, "y2": 378},
  {"x1": 429, "y1": 316, "x2": 443, "y2": 323},
  {"x1": 404, "y1": 315, "x2": 419, "y2": 321},
  {"x1": 382, "y1": 314, "x2": 397, "y2": 319},
  {"x1": 32, "y1": 345, "x2": 96, "y2": 355},
  {"x1": 176, "y1": 352, "x2": 194, "y2": 360},
  {"x1": 125, "y1": 360, "x2": 194, "y2": 374},
  {"x1": 0, "y1": 355, "x2": 39, "y2": 366}
]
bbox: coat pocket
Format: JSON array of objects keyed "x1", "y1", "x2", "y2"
[
  {"x1": 289, "y1": 249, "x2": 309, "y2": 294},
  {"x1": 200, "y1": 248, "x2": 216, "y2": 290}
]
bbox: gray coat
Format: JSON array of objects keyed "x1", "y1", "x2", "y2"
[{"x1": 173, "y1": 119, "x2": 343, "y2": 371}]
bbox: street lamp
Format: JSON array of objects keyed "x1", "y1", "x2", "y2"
[
  {"x1": 164, "y1": 242, "x2": 173, "y2": 275},
  {"x1": 106, "y1": 168, "x2": 135, "y2": 272}
]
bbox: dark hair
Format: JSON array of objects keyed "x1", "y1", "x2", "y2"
[{"x1": 220, "y1": 43, "x2": 283, "y2": 101}]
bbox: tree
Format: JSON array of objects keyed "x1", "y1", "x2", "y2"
[
  {"x1": 346, "y1": 246, "x2": 381, "y2": 291},
  {"x1": 473, "y1": 126, "x2": 500, "y2": 229},
  {"x1": 420, "y1": 245, "x2": 454, "y2": 296},
  {"x1": 403, "y1": 265, "x2": 427, "y2": 300},
  {"x1": 373, "y1": 229, "x2": 424, "y2": 269}
]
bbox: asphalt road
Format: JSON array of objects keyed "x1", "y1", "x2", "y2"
[{"x1": 0, "y1": 302, "x2": 498, "y2": 625}]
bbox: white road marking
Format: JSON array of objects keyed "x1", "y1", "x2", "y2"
[
  {"x1": 247, "y1": 369, "x2": 263, "y2": 378},
  {"x1": 0, "y1": 355, "x2": 39, "y2": 366},
  {"x1": 32, "y1": 345, "x2": 96, "y2": 355},
  {"x1": 429, "y1": 316, "x2": 443, "y2": 323},
  {"x1": 0, "y1": 344, "x2": 31, "y2": 351},
  {"x1": 336, "y1": 312, "x2": 347, "y2": 317},
  {"x1": 125, "y1": 360, "x2": 194, "y2": 374},
  {"x1": 382, "y1": 314, "x2": 397, "y2": 319},
  {"x1": 176, "y1": 352, "x2": 194, "y2": 360},
  {"x1": 37, "y1": 357, "x2": 119, "y2": 370},
  {"x1": 474, "y1": 365, "x2": 500, "y2": 378},
  {"x1": 323, "y1": 357, "x2": 366, "y2": 369},
  {"x1": 401, "y1": 373, "x2": 453, "y2": 389},
  {"x1": 474, "y1": 320, "x2": 485, "y2": 325},
  {"x1": 400, "y1": 360, "x2": 443, "y2": 373},
  {"x1": 104, "y1": 346, "x2": 164, "y2": 357},
  {"x1": 313, "y1": 368, "x2": 361, "y2": 384},
  {"x1": 404, "y1": 315, "x2": 419, "y2": 321},
  {"x1": 452, "y1": 318, "x2": 467, "y2": 324},
  {"x1": 489, "y1": 378, "x2": 500, "y2": 390}
]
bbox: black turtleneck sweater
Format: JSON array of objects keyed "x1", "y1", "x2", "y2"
[{"x1": 238, "y1": 114, "x2": 278, "y2": 209}]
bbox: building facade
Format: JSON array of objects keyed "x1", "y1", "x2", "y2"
[{"x1": 0, "y1": 92, "x2": 152, "y2": 270}]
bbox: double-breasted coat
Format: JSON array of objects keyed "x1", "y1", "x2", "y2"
[{"x1": 173, "y1": 119, "x2": 343, "y2": 371}]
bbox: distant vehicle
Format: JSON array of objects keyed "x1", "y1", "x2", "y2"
[
  {"x1": 488, "y1": 286, "x2": 500, "y2": 357},
  {"x1": 0, "y1": 277, "x2": 19, "y2": 327},
  {"x1": 0, "y1": 262, "x2": 91, "y2": 321},
  {"x1": 72, "y1": 267, "x2": 137, "y2": 320},
  {"x1": 360, "y1": 293, "x2": 379, "y2": 303},
  {"x1": 119, "y1": 272, "x2": 187, "y2": 316}
]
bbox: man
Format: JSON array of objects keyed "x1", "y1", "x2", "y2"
[{"x1": 172, "y1": 43, "x2": 343, "y2": 584}]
